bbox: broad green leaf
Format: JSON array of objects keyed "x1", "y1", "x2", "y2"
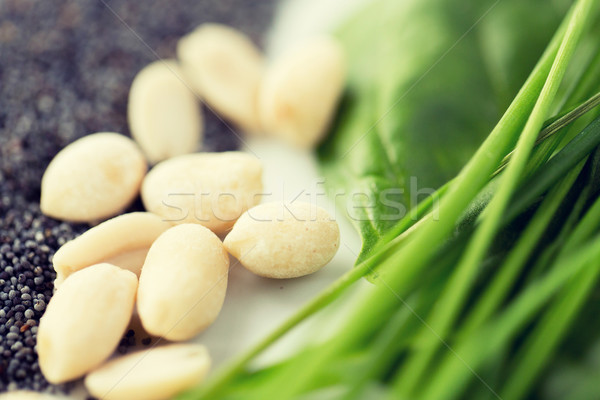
[{"x1": 318, "y1": 0, "x2": 569, "y2": 262}]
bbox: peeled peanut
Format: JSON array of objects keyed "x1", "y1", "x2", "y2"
[
  {"x1": 224, "y1": 202, "x2": 340, "y2": 278},
  {"x1": 52, "y1": 212, "x2": 172, "y2": 288},
  {"x1": 137, "y1": 224, "x2": 229, "y2": 341},
  {"x1": 259, "y1": 36, "x2": 346, "y2": 148},
  {"x1": 40, "y1": 132, "x2": 147, "y2": 222},
  {"x1": 141, "y1": 152, "x2": 263, "y2": 234},
  {"x1": 84, "y1": 344, "x2": 211, "y2": 400},
  {"x1": 128, "y1": 60, "x2": 203, "y2": 163},
  {"x1": 101, "y1": 248, "x2": 149, "y2": 278},
  {"x1": 37, "y1": 264, "x2": 137, "y2": 384},
  {"x1": 177, "y1": 23, "x2": 263, "y2": 132}
]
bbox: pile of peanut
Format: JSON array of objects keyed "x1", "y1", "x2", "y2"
[{"x1": 36, "y1": 23, "x2": 344, "y2": 400}]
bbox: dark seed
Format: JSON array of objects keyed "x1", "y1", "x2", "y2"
[{"x1": 33, "y1": 299, "x2": 46, "y2": 312}]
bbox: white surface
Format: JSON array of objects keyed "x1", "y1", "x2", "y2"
[
  {"x1": 266, "y1": 0, "x2": 371, "y2": 60},
  {"x1": 198, "y1": 0, "x2": 368, "y2": 368},
  {"x1": 196, "y1": 138, "x2": 361, "y2": 369},
  {"x1": 192, "y1": 0, "x2": 375, "y2": 365}
]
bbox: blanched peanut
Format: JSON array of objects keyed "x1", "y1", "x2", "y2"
[
  {"x1": 259, "y1": 36, "x2": 346, "y2": 148},
  {"x1": 37, "y1": 264, "x2": 137, "y2": 384},
  {"x1": 84, "y1": 344, "x2": 211, "y2": 400},
  {"x1": 40, "y1": 133, "x2": 147, "y2": 222},
  {"x1": 128, "y1": 60, "x2": 203, "y2": 163},
  {"x1": 177, "y1": 23, "x2": 263, "y2": 132},
  {"x1": 52, "y1": 212, "x2": 172, "y2": 288},
  {"x1": 141, "y1": 152, "x2": 263, "y2": 234},
  {"x1": 101, "y1": 248, "x2": 149, "y2": 279},
  {"x1": 224, "y1": 202, "x2": 340, "y2": 278},
  {"x1": 137, "y1": 224, "x2": 229, "y2": 341}
]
